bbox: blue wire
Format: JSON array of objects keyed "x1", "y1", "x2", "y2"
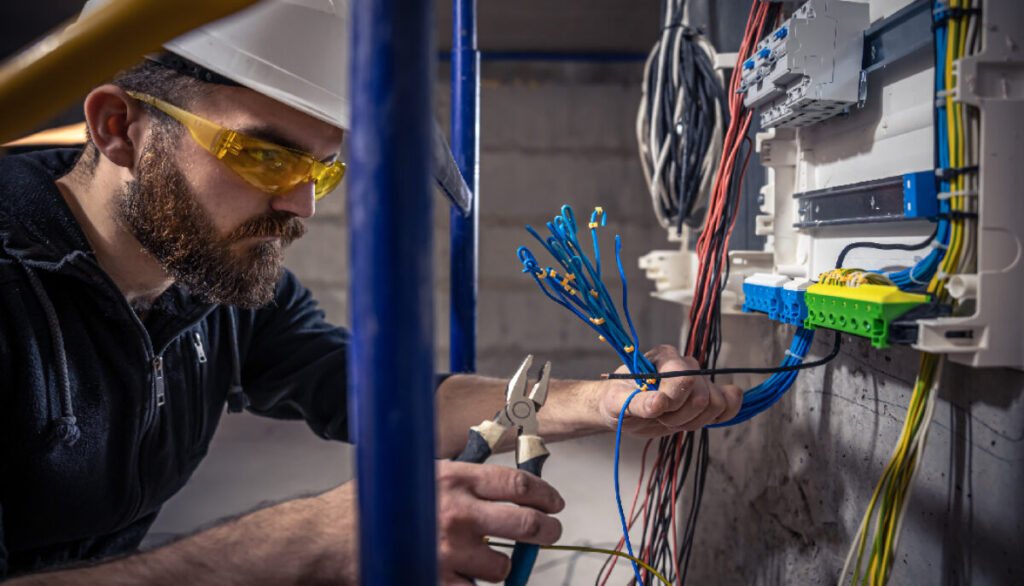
[{"x1": 615, "y1": 388, "x2": 646, "y2": 586}]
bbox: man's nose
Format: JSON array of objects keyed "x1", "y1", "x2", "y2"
[{"x1": 270, "y1": 181, "x2": 316, "y2": 219}]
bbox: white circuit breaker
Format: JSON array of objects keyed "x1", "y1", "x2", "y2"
[{"x1": 739, "y1": 0, "x2": 869, "y2": 129}]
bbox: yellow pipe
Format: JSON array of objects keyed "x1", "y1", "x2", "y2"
[{"x1": 0, "y1": 0, "x2": 260, "y2": 144}]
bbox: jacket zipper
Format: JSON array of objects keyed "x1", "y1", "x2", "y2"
[
  {"x1": 192, "y1": 332, "x2": 208, "y2": 364},
  {"x1": 191, "y1": 332, "x2": 207, "y2": 448},
  {"x1": 153, "y1": 356, "x2": 166, "y2": 407}
]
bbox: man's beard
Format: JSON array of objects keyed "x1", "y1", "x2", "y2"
[{"x1": 113, "y1": 129, "x2": 306, "y2": 309}]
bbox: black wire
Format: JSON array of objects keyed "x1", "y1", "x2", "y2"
[
  {"x1": 834, "y1": 226, "x2": 939, "y2": 269},
  {"x1": 604, "y1": 329, "x2": 843, "y2": 381}
]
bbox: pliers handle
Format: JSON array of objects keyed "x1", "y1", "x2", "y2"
[{"x1": 452, "y1": 355, "x2": 551, "y2": 586}]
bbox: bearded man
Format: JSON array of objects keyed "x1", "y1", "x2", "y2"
[{"x1": 0, "y1": 2, "x2": 743, "y2": 584}]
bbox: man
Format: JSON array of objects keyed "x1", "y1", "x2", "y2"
[{"x1": 0, "y1": 1, "x2": 742, "y2": 583}]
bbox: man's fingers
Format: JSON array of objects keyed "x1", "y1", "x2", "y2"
[
  {"x1": 685, "y1": 382, "x2": 728, "y2": 429},
  {"x1": 441, "y1": 539, "x2": 511, "y2": 584},
  {"x1": 462, "y1": 464, "x2": 565, "y2": 513},
  {"x1": 715, "y1": 384, "x2": 744, "y2": 424},
  {"x1": 466, "y1": 500, "x2": 563, "y2": 545},
  {"x1": 606, "y1": 385, "x2": 658, "y2": 419}
]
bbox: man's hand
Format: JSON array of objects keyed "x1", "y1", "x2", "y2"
[
  {"x1": 597, "y1": 344, "x2": 743, "y2": 436},
  {"x1": 436, "y1": 460, "x2": 564, "y2": 585}
]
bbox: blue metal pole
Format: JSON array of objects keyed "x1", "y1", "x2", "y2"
[
  {"x1": 348, "y1": 0, "x2": 437, "y2": 582},
  {"x1": 450, "y1": 0, "x2": 480, "y2": 373}
]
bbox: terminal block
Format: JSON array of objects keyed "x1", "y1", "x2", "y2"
[
  {"x1": 742, "y1": 273, "x2": 790, "y2": 320},
  {"x1": 739, "y1": 0, "x2": 869, "y2": 129},
  {"x1": 780, "y1": 278, "x2": 812, "y2": 326},
  {"x1": 803, "y1": 283, "x2": 929, "y2": 348}
]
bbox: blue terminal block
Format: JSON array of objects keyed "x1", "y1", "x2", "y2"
[
  {"x1": 742, "y1": 273, "x2": 790, "y2": 321},
  {"x1": 758, "y1": 47, "x2": 771, "y2": 60},
  {"x1": 780, "y1": 278, "x2": 812, "y2": 326},
  {"x1": 903, "y1": 170, "x2": 938, "y2": 219},
  {"x1": 775, "y1": 26, "x2": 789, "y2": 40},
  {"x1": 743, "y1": 58, "x2": 755, "y2": 70}
]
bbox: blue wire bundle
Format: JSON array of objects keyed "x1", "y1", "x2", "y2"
[
  {"x1": 708, "y1": 327, "x2": 814, "y2": 427},
  {"x1": 517, "y1": 205, "x2": 652, "y2": 585},
  {"x1": 884, "y1": 15, "x2": 954, "y2": 291}
]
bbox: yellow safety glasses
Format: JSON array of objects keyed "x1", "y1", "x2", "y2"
[{"x1": 127, "y1": 91, "x2": 345, "y2": 200}]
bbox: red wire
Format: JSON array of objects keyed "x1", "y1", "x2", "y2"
[{"x1": 620, "y1": 4, "x2": 771, "y2": 584}]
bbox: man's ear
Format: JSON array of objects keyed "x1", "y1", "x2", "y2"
[{"x1": 83, "y1": 85, "x2": 148, "y2": 169}]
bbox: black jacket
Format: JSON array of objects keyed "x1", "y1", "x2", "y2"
[{"x1": 0, "y1": 149, "x2": 349, "y2": 579}]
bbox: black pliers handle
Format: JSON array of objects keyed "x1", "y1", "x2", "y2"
[{"x1": 453, "y1": 355, "x2": 551, "y2": 586}]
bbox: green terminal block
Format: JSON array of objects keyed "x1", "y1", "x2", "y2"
[{"x1": 803, "y1": 283, "x2": 929, "y2": 348}]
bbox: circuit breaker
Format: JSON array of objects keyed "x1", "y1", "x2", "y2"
[{"x1": 739, "y1": 0, "x2": 869, "y2": 129}]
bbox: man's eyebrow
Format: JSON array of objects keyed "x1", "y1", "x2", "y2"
[{"x1": 236, "y1": 125, "x2": 311, "y2": 154}]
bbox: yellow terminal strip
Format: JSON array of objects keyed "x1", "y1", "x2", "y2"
[{"x1": 804, "y1": 279, "x2": 928, "y2": 348}]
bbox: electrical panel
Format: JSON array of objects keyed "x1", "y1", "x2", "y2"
[
  {"x1": 642, "y1": 0, "x2": 1024, "y2": 369},
  {"x1": 739, "y1": 0, "x2": 869, "y2": 129}
]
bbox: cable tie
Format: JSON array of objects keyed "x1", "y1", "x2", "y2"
[
  {"x1": 936, "y1": 211, "x2": 979, "y2": 221},
  {"x1": 935, "y1": 165, "x2": 980, "y2": 180},
  {"x1": 908, "y1": 270, "x2": 928, "y2": 285},
  {"x1": 930, "y1": 240, "x2": 949, "y2": 250},
  {"x1": 935, "y1": 270, "x2": 950, "y2": 281},
  {"x1": 624, "y1": 345, "x2": 635, "y2": 353},
  {"x1": 785, "y1": 349, "x2": 806, "y2": 361},
  {"x1": 935, "y1": 89, "x2": 955, "y2": 98},
  {"x1": 591, "y1": 317, "x2": 606, "y2": 325},
  {"x1": 938, "y1": 189, "x2": 979, "y2": 200}
]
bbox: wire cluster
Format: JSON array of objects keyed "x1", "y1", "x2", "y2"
[{"x1": 637, "y1": 0, "x2": 729, "y2": 233}]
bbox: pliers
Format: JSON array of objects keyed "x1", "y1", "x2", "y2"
[{"x1": 454, "y1": 354, "x2": 551, "y2": 586}]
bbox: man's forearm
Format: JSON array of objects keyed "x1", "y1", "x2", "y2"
[
  {"x1": 436, "y1": 373, "x2": 607, "y2": 459},
  {"x1": 9, "y1": 483, "x2": 358, "y2": 586}
]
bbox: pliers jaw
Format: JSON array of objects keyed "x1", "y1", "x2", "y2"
[{"x1": 503, "y1": 355, "x2": 550, "y2": 437}]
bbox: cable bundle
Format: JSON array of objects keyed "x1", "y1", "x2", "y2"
[
  {"x1": 840, "y1": 3, "x2": 979, "y2": 583},
  {"x1": 641, "y1": 3, "x2": 781, "y2": 584},
  {"x1": 518, "y1": 205, "x2": 658, "y2": 585},
  {"x1": 708, "y1": 327, "x2": 814, "y2": 427},
  {"x1": 637, "y1": 0, "x2": 728, "y2": 233}
]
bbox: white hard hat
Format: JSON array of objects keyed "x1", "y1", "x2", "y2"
[{"x1": 80, "y1": 0, "x2": 350, "y2": 130}]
